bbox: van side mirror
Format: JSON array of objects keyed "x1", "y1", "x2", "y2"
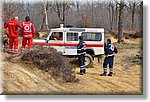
[
  {"x1": 46, "y1": 40, "x2": 49, "y2": 43},
  {"x1": 44, "y1": 37, "x2": 49, "y2": 43}
]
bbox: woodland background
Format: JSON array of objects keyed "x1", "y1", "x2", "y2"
[{"x1": 2, "y1": 0, "x2": 143, "y2": 42}]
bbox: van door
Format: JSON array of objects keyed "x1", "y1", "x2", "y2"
[
  {"x1": 63, "y1": 32, "x2": 78, "y2": 55},
  {"x1": 48, "y1": 32, "x2": 64, "y2": 52},
  {"x1": 82, "y1": 32, "x2": 104, "y2": 55}
]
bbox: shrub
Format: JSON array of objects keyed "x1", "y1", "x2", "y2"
[{"x1": 21, "y1": 45, "x2": 77, "y2": 82}]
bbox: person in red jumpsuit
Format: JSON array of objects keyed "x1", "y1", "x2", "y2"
[
  {"x1": 4, "y1": 16, "x2": 22, "y2": 55},
  {"x1": 21, "y1": 16, "x2": 35, "y2": 53}
]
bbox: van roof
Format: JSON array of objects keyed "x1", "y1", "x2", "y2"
[{"x1": 50, "y1": 28, "x2": 104, "y2": 32}]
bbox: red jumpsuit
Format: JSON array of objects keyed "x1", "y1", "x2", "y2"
[
  {"x1": 21, "y1": 21, "x2": 35, "y2": 52},
  {"x1": 4, "y1": 19, "x2": 22, "y2": 54}
]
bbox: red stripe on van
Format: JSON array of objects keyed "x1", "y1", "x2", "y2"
[{"x1": 33, "y1": 42, "x2": 104, "y2": 47}]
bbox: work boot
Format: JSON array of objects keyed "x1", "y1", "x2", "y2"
[
  {"x1": 100, "y1": 72, "x2": 107, "y2": 76},
  {"x1": 21, "y1": 48, "x2": 25, "y2": 54},
  {"x1": 83, "y1": 69, "x2": 86, "y2": 74},
  {"x1": 108, "y1": 72, "x2": 113, "y2": 76},
  {"x1": 8, "y1": 49, "x2": 12, "y2": 54},
  {"x1": 80, "y1": 70, "x2": 84, "y2": 75}
]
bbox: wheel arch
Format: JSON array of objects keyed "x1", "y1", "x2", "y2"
[{"x1": 86, "y1": 48, "x2": 95, "y2": 59}]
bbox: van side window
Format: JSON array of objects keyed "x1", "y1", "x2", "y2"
[
  {"x1": 50, "y1": 32, "x2": 63, "y2": 40},
  {"x1": 82, "y1": 32, "x2": 102, "y2": 41},
  {"x1": 67, "y1": 32, "x2": 78, "y2": 41}
]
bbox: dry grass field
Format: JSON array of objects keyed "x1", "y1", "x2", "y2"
[{"x1": 1, "y1": 37, "x2": 143, "y2": 95}]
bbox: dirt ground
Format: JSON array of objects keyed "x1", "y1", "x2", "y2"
[{"x1": 1, "y1": 37, "x2": 143, "y2": 95}]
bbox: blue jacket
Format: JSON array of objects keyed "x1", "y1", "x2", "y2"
[
  {"x1": 77, "y1": 41, "x2": 86, "y2": 55},
  {"x1": 104, "y1": 43, "x2": 118, "y2": 56}
]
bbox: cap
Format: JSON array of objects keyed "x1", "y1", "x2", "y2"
[{"x1": 14, "y1": 16, "x2": 18, "y2": 20}]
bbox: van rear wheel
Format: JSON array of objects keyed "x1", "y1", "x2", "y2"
[{"x1": 85, "y1": 54, "x2": 93, "y2": 68}]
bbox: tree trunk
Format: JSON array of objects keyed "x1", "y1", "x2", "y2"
[
  {"x1": 118, "y1": 0, "x2": 124, "y2": 43},
  {"x1": 131, "y1": 3, "x2": 136, "y2": 29},
  {"x1": 111, "y1": 4, "x2": 114, "y2": 30},
  {"x1": 40, "y1": 16, "x2": 46, "y2": 31},
  {"x1": 108, "y1": 4, "x2": 112, "y2": 30},
  {"x1": 62, "y1": 3, "x2": 66, "y2": 24},
  {"x1": 43, "y1": 0, "x2": 49, "y2": 31},
  {"x1": 139, "y1": 1, "x2": 143, "y2": 32},
  {"x1": 115, "y1": 3, "x2": 118, "y2": 30},
  {"x1": 108, "y1": 2, "x2": 114, "y2": 30}
]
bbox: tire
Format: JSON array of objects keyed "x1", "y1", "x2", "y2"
[{"x1": 85, "y1": 54, "x2": 93, "y2": 68}]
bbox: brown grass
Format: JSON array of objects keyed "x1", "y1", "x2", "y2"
[{"x1": 2, "y1": 36, "x2": 143, "y2": 95}]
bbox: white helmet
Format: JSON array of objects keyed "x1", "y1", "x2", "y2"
[{"x1": 14, "y1": 16, "x2": 18, "y2": 20}]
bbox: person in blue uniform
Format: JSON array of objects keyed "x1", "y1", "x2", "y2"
[
  {"x1": 101, "y1": 38, "x2": 118, "y2": 76},
  {"x1": 77, "y1": 36, "x2": 86, "y2": 75}
]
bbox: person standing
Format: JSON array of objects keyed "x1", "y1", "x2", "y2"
[
  {"x1": 100, "y1": 38, "x2": 118, "y2": 76},
  {"x1": 4, "y1": 16, "x2": 22, "y2": 55},
  {"x1": 77, "y1": 36, "x2": 86, "y2": 75},
  {"x1": 21, "y1": 16, "x2": 35, "y2": 53}
]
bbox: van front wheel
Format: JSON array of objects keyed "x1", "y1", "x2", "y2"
[{"x1": 84, "y1": 54, "x2": 93, "y2": 68}]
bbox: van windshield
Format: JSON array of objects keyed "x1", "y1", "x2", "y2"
[{"x1": 50, "y1": 32, "x2": 63, "y2": 40}]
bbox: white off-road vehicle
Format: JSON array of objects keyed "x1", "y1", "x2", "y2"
[{"x1": 33, "y1": 24, "x2": 104, "y2": 67}]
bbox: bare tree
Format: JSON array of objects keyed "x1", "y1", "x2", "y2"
[
  {"x1": 129, "y1": 0, "x2": 138, "y2": 29},
  {"x1": 117, "y1": 0, "x2": 124, "y2": 43},
  {"x1": 74, "y1": 0, "x2": 82, "y2": 27},
  {"x1": 75, "y1": 0, "x2": 80, "y2": 12},
  {"x1": 2, "y1": 0, "x2": 143, "y2": 34},
  {"x1": 107, "y1": 0, "x2": 115, "y2": 30},
  {"x1": 43, "y1": 0, "x2": 50, "y2": 31},
  {"x1": 52, "y1": 0, "x2": 74, "y2": 24},
  {"x1": 139, "y1": 1, "x2": 143, "y2": 32},
  {"x1": 115, "y1": 1, "x2": 119, "y2": 30},
  {"x1": 25, "y1": 0, "x2": 30, "y2": 16},
  {"x1": 2, "y1": 2, "x2": 22, "y2": 22},
  {"x1": 39, "y1": 0, "x2": 51, "y2": 31}
]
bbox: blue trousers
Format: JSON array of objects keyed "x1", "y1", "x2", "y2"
[
  {"x1": 78, "y1": 54, "x2": 85, "y2": 70},
  {"x1": 103, "y1": 56, "x2": 114, "y2": 73}
]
